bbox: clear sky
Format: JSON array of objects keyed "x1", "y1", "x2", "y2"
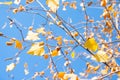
[{"x1": 0, "y1": 0, "x2": 119, "y2": 80}]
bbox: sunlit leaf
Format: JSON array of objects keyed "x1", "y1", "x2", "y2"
[
  {"x1": 101, "y1": 0, "x2": 107, "y2": 7},
  {"x1": 43, "y1": 54, "x2": 49, "y2": 59},
  {"x1": 46, "y1": 0, "x2": 59, "y2": 12},
  {"x1": 93, "y1": 50, "x2": 109, "y2": 62},
  {"x1": 14, "y1": 0, "x2": 21, "y2": 5},
  {"x1": 71, "y1": 51, "x2": 75, "y2": 58},
  {"x1": 55, "y1": 36, "x2": 62, "y2": 45},
  {"x1": 58, "y1": 72, "x2": 65, "y2": 79},
  {"x1": 0, "y1": 1, "x2": 12, "y2": 5},
  {"x1": 51, "y1": 47, "x2": 60, "y2": 57},
  {"x1": 70, "y1": 1, "x2": 77, "y2": 9},
  {"x1": 26, "y1": 0, "x2": 34, "y2": 4},
  {"x1": 15, "y1": 40, "x2": 22, "y2": 50},
  {"x1": 6, "y1": 63, "x2": 16, "y2": 72},
  {"x1": 84, "y1": 37, "x2": 98, "y2": 52},
  {"x1": 36, "y1": 27, "x2": 46, "y2": 35},
  {"x1": 25, "y1": 31, "x2": 40, "y2": 41},
  {"x1": 27, "y1": 42, "x2": 45, "y2": 56}
]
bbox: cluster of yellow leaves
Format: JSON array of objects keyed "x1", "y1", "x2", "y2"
[
  {"x1": 57, "y1": 72, "x2": 79, "y2": 80},
  {"x1": 6, "y1": 39, "x2": 23, "y2": 50},
  {"x1": 6, "y1": 63, "x2": 16, "y2": 72},
  {"x1": 27, "y1": 42, "x2": 45, "y2": 56},
  {"x1": 13, "y1": 5, "x2": 25, "y2": 14},
  {"x1": 84, "y1": 37, "x2": 98, "y2": 52},
  {"x1": 0, "y1": 1, "x2": 12, "y2": 5},
  {"x1": 46, "y1": 0, "x2": 59, "y2": 12}
]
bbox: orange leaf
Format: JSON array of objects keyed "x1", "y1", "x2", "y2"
[
  {"x1": 58, "y1": 72, "x2": 65, "y2": 79},
  {"x1": 15, "y1": 40, "x2": 22, "y2": 50}
]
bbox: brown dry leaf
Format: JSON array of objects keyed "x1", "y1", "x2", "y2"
[
  {"x1": 106, "y1": 21, "x2": 112, "y2": 28},
  {"x1": 15, "y1": 40, "x2": 23, "y2": 50},
  {"x1": 102, "y1": 27, "x2": 113, "y2": 33},
  {"x1": 70, "y1": 1, "x2": 77, "y2": 9},
  {"x1": 46, "y1": 0, "x2": 59, "y2": 12},
  {"x1": 6, "y1": 41, "x2": 14, "y2": 46},
  {"x1": 73, "y1": 32, "x2": 78, "y2": 37}
]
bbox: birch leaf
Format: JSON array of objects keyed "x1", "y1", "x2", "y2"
[
  {"x1": 15, "y1": 40, "x2": 22, "y2": 50},
  {"x1": 84, "y1": 38, "x2": 98, "y2": 52},
  {"x1": 0, "y1": 1, "x2": 12, "y2": 5},
  {"x1": 25, "y1": 31, "x2": 40, "y2": 41},
  {"x1": 6, "y1": 63, "x2": 16, "y2": 72},
  {"x1": 71, "y1": 51, "x2": 75, "y2": 58},
  {"x1": 46, "y1": 0, "x2": 59, "y2": 12},
  {"x1": 93, "y1": 50, "x2": 109, "y2": 62},
  {"x1": 27, "y1": 42, "x2": 45, "y2": 56},
  {"x1": 14, "y1": 0, "x2": 21, "y2": 5}
]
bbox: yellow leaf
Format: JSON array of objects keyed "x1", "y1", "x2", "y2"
[
  {"x1": 25, "y1": 31, "x2": 40, "y2": 41},
  {"x1": 27, "y1": 42, "x2": 45, "y2": 56},
  {"x1": 84, "y1": 38, "x2": 98, "y2": 52},
  {"x1": 46, "y1": 0, "x2": 59, "y2": 12},
  {"x1": 6, "y1": 63, "x2": 16, "y2": 72},
  {"x1": 71, "y1": 51, "x2": 75, "y2": 58},
  {"x1": 56, "y1": 36, "x2": 62, "y2": 45},
  {"x1": 0, "y1": 1, "x2": 12, "y2": 5},
  {"x1": 93, "y1": 50, "x2": 109, "y2": 62},
  {"x1": 51, "y1": 47, "x2": 60, "y2": 57},
  {"x1": 15, "y1": 40, "x2": 22, "y2": 50}
]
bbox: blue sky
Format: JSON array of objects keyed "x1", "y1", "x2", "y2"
[{"x1": 0, "y1": 0, "x2": 120, "y2": 80}]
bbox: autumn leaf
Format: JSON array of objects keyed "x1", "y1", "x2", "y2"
[
  {"x1": 15, "y1": 40, "x2": 23, "y2": 50},
  {"x1": 25, "y1": 31, "x2": 40, "y2": 41},
  {"x1": 26, "y1": 0, "x2": 34, "y2": 4},
  {"x1": 101, "y1": 0, "x2": 107, "y2": 7},
  {"x1": 55, "y1": 36, "x2": 62, "y2": 45},
  {"x1": 51, "y1": 47, "x2": 60, "y2": 57},
  {"x1": 36, "y1": 27, "x2": 46, "y2": 35},
  {"x1": 14, "y1": 0, "x2": 21, "y2": 5},
  {"x1": 84, "y1": 37, "x2": 98, "y2": 52},
  {"x1": 93, "y1": 50, "x2": 109, "y2": 62},
  {"x1": 27, "y1": 42, "x2": 45, "y2": 56},
  {"x1": 6, "y1": 63, "x2": 16, "y2": 72},
  {"x1": 71, "y1": 51, "x2": 75, "y2": 58},
  {"x1": 46, "y1": 0, "x2": 59, "y2": 12},
  {"x1": 0, "y1": 1, "x2": 12, "y2": 5},
  {"x1": 58, "y1": 72, "x2": 65, "y2": 79}
]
